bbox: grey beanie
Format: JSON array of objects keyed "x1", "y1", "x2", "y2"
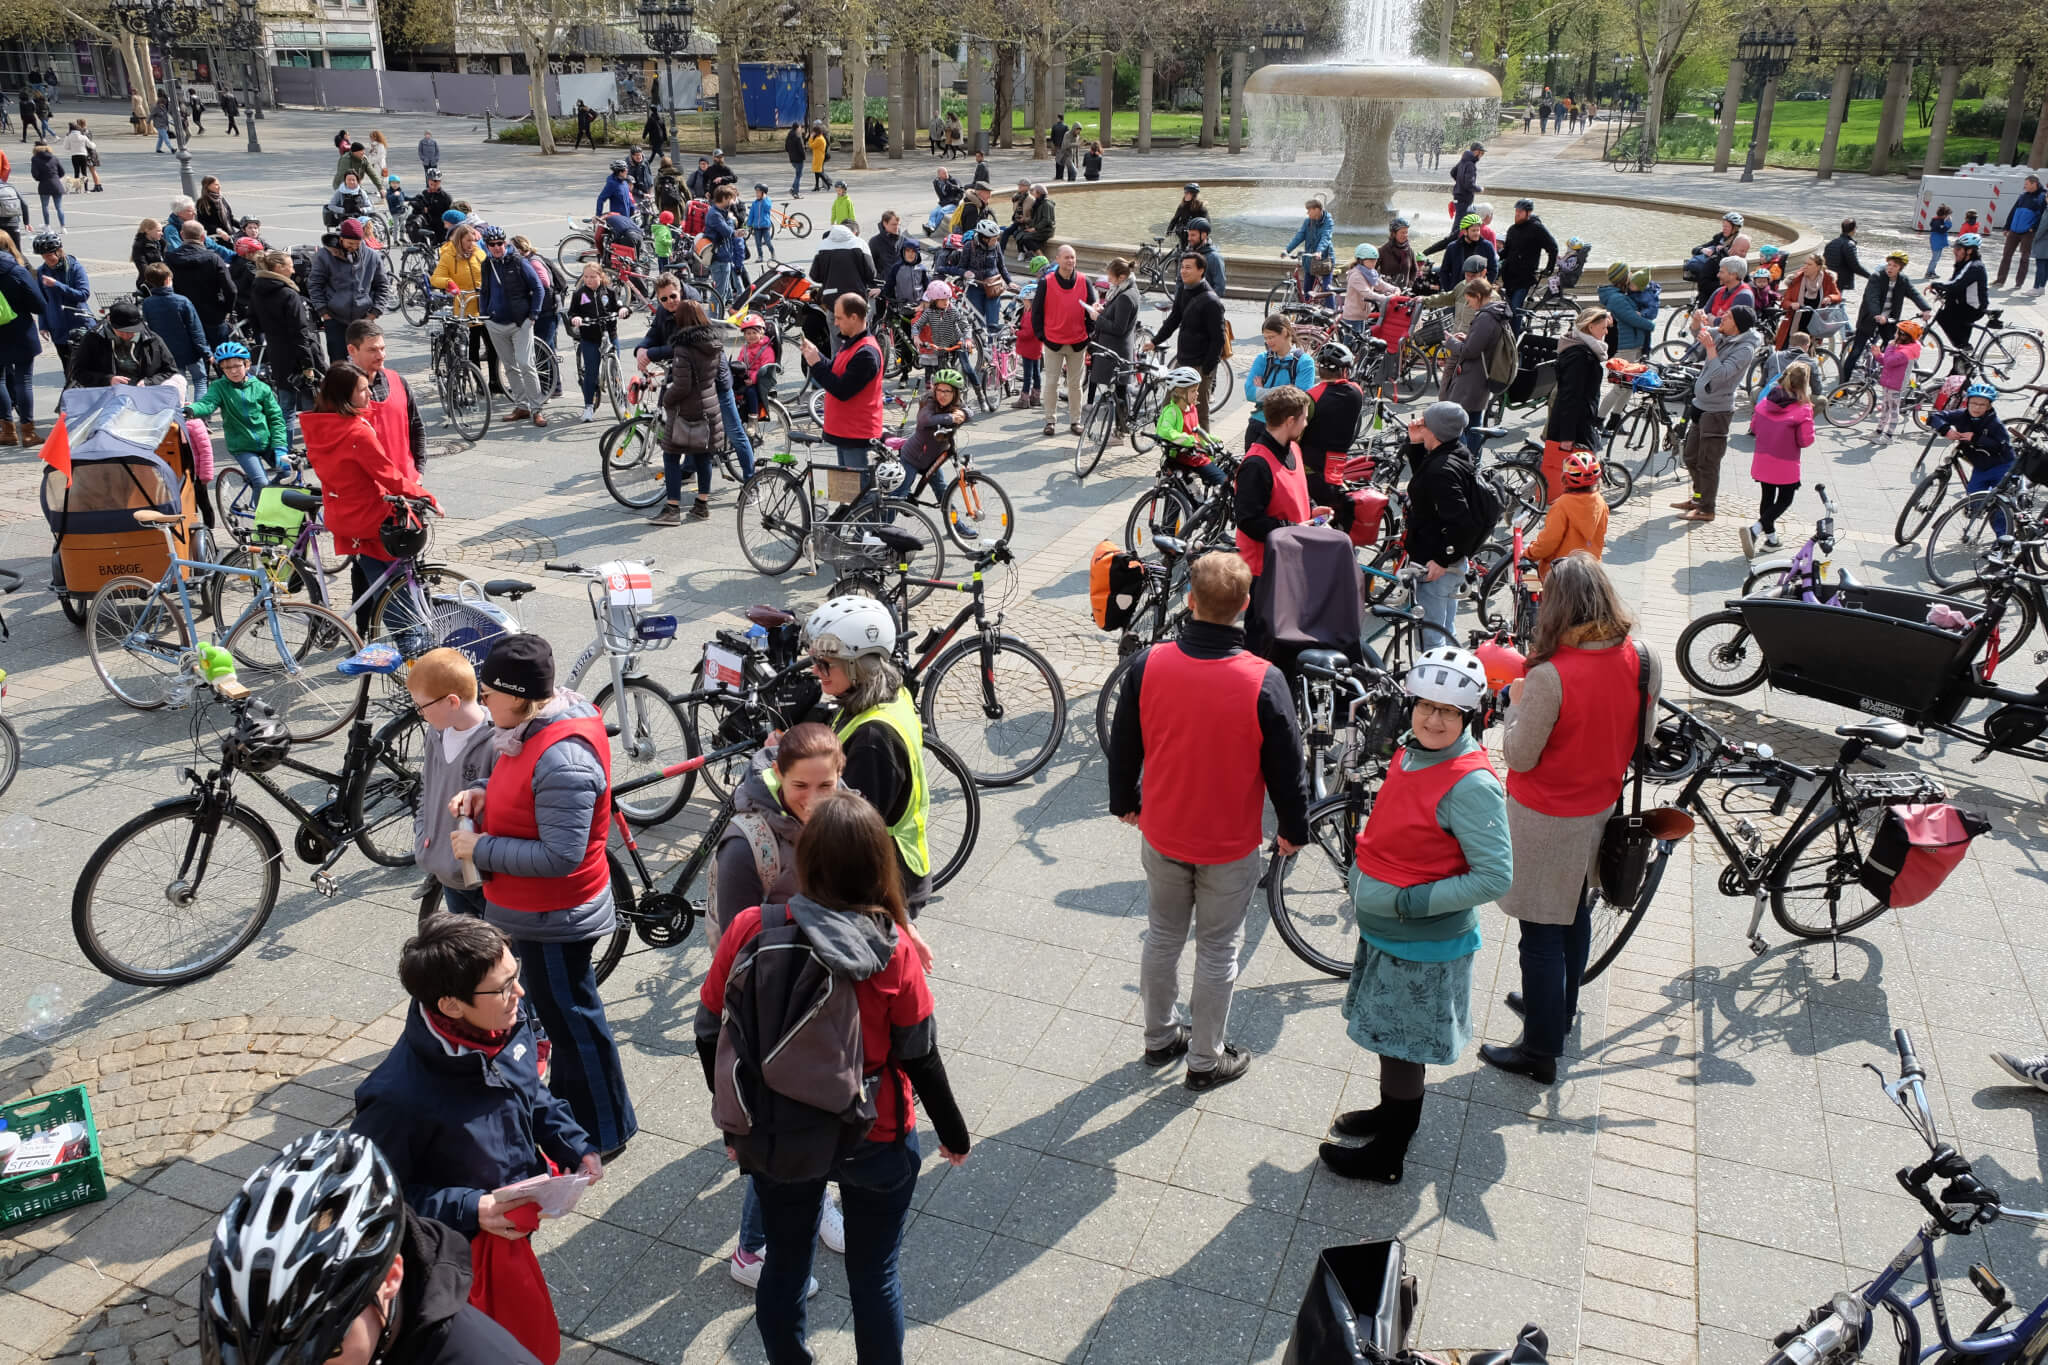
[
  {"x1": 1462, "y1": 254, "x2": 1488, "y2": 275},
  {"x1": 1422, "y1": 401, "x2": 1469, "y2": 441}
]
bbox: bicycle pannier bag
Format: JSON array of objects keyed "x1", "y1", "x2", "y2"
[
  {"x1": 1347, "y1": 488, "x2": 1389, "y2": 549},
  {"x1": 710, "y1": 904, "x2": 881, "y2": 1183},
  {"x1": 1089, "y1": 539, "x2": 1145, "y2": 632},
  {"x1": 2015, "y1": 433, "x2": 2048, "y2": 487},
  {"x1": 1370, "y1": 296, "x2": 1417, "y2": 346},
  {"x1": 1857, "y1": 804, "x2": 1990, "y2": 908},
  {"x1": 1282, "y1": 1239, "x2": 1418, "y2": 1365}
]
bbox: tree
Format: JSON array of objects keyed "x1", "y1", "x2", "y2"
[
  {"x1": 1, "y1": 0, "x2": 158, "y2": 106},
  {"x1": 1625, "y1": 0, "x2": 1723, "y2": 152},
  {"x1": 455, "y1": 0, "x2": 614, "y2": 154},
  {"x1": 380, "y1": 0, "x2": 455, "y2": 65}
]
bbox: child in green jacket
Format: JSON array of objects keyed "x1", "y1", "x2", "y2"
[
  {"x1": 186, "y1": 341, "x2": 289, "y2": 485},
  {"x1": 830, "y1": 181, "x2": 857, "y2": 231}
]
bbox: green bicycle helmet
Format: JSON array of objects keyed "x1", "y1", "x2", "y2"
[{"x1": 932, "y1": 368, "x2": 966, "y2": 389}]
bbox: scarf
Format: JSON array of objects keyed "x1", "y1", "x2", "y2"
[
  {"x1": 1562, "y1": 329, "x2": 1609, "y2": 362},
  {"x1": 420, "y1": 1002, "x2": 512, "y2": 1057},
  {"x1": 488, "y1": 691, "x2": 589, "y2": 760}
]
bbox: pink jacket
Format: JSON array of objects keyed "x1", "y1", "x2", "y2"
[
  {"x1": 1749, "y1": 393, "x2": 1814, "y2": 485},
  {"x1": 1878, "y1": 340, "x2": 1920, "y2": 391}
]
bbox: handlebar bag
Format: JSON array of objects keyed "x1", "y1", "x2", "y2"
[
  {"x1": 1089, "y1": 539, "x2": 1145, "y2": 632},
  {"x1": 1858, "y1": 803, "x2": 1991, "y2": 908}
]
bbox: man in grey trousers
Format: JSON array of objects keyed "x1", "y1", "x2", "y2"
[
  {"x1": 1106, "y1": 552, "x2": 1309, "y2": 1092},
  {"x1": 477, "y1": 223, "x2": 547, "y2": 425}
]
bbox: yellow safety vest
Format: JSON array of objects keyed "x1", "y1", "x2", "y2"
[{"x1": 834, "y1": 688, "x2": 930, "y2": 878}]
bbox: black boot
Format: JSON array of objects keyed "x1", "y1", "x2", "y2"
[
  {"x1": 1331, "y1": 1106, "x2": 1386, "y2": 1138},
  {"x1": 1319, "y1": 1096, "x2": 1423, "y2": 1183}
]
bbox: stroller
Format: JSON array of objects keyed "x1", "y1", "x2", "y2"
[{"x1": 42, "y1": 386, "x2": 201, "y2": 626}]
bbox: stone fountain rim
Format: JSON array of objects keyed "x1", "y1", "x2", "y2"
[
  {"x1": 1043, "y1": 176, "x2": 1825, "y2": 288},
  {"x1": 1243, "y1": 61, "x2": 1503, "y2": 102}
]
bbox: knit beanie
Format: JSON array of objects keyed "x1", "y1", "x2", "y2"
[
  {"x1": 1629, "y1": 269, "x2": 1652, "y2": 291},
  {"x1": 1421, "y1": 401, "x2": 1469, "y2": 442},
  {"x1": 1727, "y1": 304, "x2": 1758, "y2": 333},
  {"x1": 1606, "y1": 261, "x2": 1630, "y2": 285}
]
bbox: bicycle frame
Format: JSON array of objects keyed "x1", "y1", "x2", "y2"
[
  {"x1": 132, "y1": 529, "x2": 300, "y2": 679},
  {"x1": 227, "y1": 714, "x2": 404, "y2": 894}
]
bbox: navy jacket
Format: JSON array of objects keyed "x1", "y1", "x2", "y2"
[
  {"x1": 352, "y1": 1004, "x2": 593, "y2": 1237},
  {"x1": 36, "y1": 254, "x2": 91, "y2": 345},
  {"x1": 141, "y1": 285, "x2": 208, "y2": 367},
  {"x1": 478, "y1": 250, "x2": 542, "y2": 327},
  {"x1": 595, "y1": 173, "x2": 634, "y2": 220}
]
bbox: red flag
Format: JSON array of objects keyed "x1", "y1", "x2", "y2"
[{"x1": 38, "y1": 411, "x2": 70, "y2": 485}]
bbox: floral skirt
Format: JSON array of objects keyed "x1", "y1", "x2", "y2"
[{"x1": 1340, "y1": 939, "x2": 1475, "y2": 1066}]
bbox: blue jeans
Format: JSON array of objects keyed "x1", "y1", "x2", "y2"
[
  {"x1": 0, "y1": 359, "x2": 32, "y2": 423},
  {"x1": 753, "y1": 227, "x2": 775, "y2": 260},
  {"x1": 1966, "y1": 459, "x2": 2016, "y2": 535},
  {"x1": 711, "y1": 260, "x2": 735, "y2": 300},
  {"x1": 2034, "y1": 257, "x2": 2048, "y2": 289},
  {"x1": 1020, "y1": 356, "x2": 1040, "y2": 392},
  {"x1": 1415, "y1": 558, "x2": 1464, "y2": 639},
  {"x1": 274, "y1": 381, "x2": 305, "y2": 448},
  {"x1": 718, "y1": 384, "x2": 756, "y2": 479},
  {"x1": 229, "y1": 450, "x2": 276, "y2": 485},
  {"x1": 664, "y1": 447, "x2": 713, "y2": 501},
  {"x1": 967, "y1": 283, "x2": 1002, "y2": 331},
  {"x1": 509, "y1": 935, "x2": 637, "y2": 1153},
  {"x1": 1462, "y1": 407, "x2": 1490, "y2": 457},
  {"x1": 578, "y1": 339, "x2": 602, "y2": 407},
  {"x1": 155, "y1": 126, "x2": 172, "y2": 151},
  {"x1": 1505, "y1": 284, "x2": 1531, "y2": 331},
  {"x1": 755, "y1": 1132, "x2": 920, "y2": 1365},
  {"x1": 183, "y1": 360, "x2": 210, "y2": 395},
  {"x1": 438, "y1": 881, "x2": 487, "y2": 917},
  {"x1": 1516, "y1": 887, "x2": 1593, "y2": 1058},
  {"x1": 39, "y1": 191, "x2": 62, "y2": 226},
  {"x1": 790, "y1": 164, "x2": 804, "y2": 195}
]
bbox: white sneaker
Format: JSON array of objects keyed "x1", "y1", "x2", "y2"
[
  {"x1": 817, "y1": 1191, "x2": 846, "y2": 1254},
  {"x1": 582, "y1": 404, "x2": 596, "y2": 423},
  {"x1": 1763, "y1": 532, "x2": 1781, "y2": 549},
  {"x1": 729, "y1": 1249, "x2": 819, "y2": 1298},
  {"x1": 1992, "y1": 1052, "x2": 2048, "y2": 1094},
  {"x1": 1739, "y1": 522, "x2": 1762, "y2": 558}
]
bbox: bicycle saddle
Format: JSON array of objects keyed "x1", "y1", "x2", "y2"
[
  {"x1": 278, "y1": 489, "x2": 324, "y2": 515},
  {"x1": 1838, "y1": 720, "x2": 1918, "y2": 750},
  {"x1": 1152, "y1": 536, "x2": 1189, "y2": 558},
  {"x1": 746, "y1": 605, "x2": 796, "y2": 628},
  {"x1": 1468, "y1": 425, "x2": 1511, "y2": 439},
  {"x1": 883, "y1": 436, "x2": 907, "y2": 451},
  {"x1": 484, "y1": 579, "x2": 536, "y2": 601},
  {"x1": 1295, "y1": 648, "x2": 1349, "y2": 678},
  {"x1": 867, "y1": 526, "x2": 927, "y2": 555}
]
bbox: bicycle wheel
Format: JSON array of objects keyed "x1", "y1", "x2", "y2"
[
  {"x1": 1769, "y1": 799, "x2": 1895, "y2": 940},
  {"x1": 1942, "y1": 576, "x2": 2039, "y2": 656},
  {"x1": 1892, "y1": 467, "x2": 1952, "y2": 546},
  {"x1": 1490, "y1": 460, "x2": 1549, "y2": 526},
  {"x1": 224, "y1": 601, "x2": 366, "y2": 742},
  {"x1": 1074, "y1": 394, "x2": 1115, "y2": 480},
  {"x1": 940, "y1": 470, "x2": 1015, "y2": 551},
  {"x1": 1264, "y1": 278, "x2": 1297, "y2": 316},
  {"x1": 1393, "y1": 343, "x2": 1437, "y2": 402},
  {"x1": 1923, "y1": 492, "x2": 2011, "y2": 589},
  {"x1": 593, "y1": 676, "x2": 696, "y2": 826},
  {"x1": 1820, "y1": 381, "x2": 1875, "y2": 428},
  {"x1": 1980, "y1": 330, "x2": 2045, "y2": 392},
  {"x1": 398, "y1": 275, "x2": 431, "y2": 327},
  {"x1": 1209, "y1": 357, "x2": 1235, "y2": 413},
  {"x1": 210, "y1": 546, "x2": 325, "y2": 624},
  {"x1": 1361, "y1": 614, "x2": 1458, "y2": 674},
  {"x1": 347, "y1": 707, "x2": 427, "y2": 867},
  {"x1": 600, "y1": 416, "x2": 667, "y2": 510},
  {"x1": 534, "y1": 339, "x2": 560, "y2": 403},
  {"x1": 1583, "y1": 846, "x2": 1669, "y2": 984},
  {"x1": 1094, "y1": 647, "x2": 1140, "y2": 760},
  {"x1": 1266, "y1": 793, "x2": 1367, "y2": 978},
  {"x1": 736, "y1": 467, "x2": 810, "y2": 575},
  {"x1": 1474, "y1": 554, "x2": 1525, "y2": 632},
  {"x1": 923, "y1": 737, "x2": 980, "y2": 893},
  {"x1": 444, "y1": 358, "x2": 492, "y2": 442},
  {"x1": 1124, "y1": 484, "x2": 1197, "y2": 559},
  {"x1": 0, "y1": 717, "x2": 14, "y2": 800},
  {"x1": 88, "y1": 576, "x2": 190, "y2": 710},
  {"x1": 785, "y1": 212, "x2": 812, "y2": 238},
  {"x1": 212, "y1": 466, "x2": 258, "y2": 543},
  {"x1": 556, "y1": 232, "x2": 598, "y2": 274},
  {"x1": 601, "y1": 350, "x2": 628, "y2": 421},
  {"x1": 1676, "y1": 609, "x2": 1767, "y2": 696},
  {"x1": 831, "y1": 499, "x2": 947, "y2": 608},
  {"x1": 919, "y1": 635, "x2": 1066, "y2": 787},
  {"x1": 590, "y1": 854, "x2": 638, "y2": 986},
  {"x1": 72, "y1": 797, "x2": 282, "y2": 986},
  {"x1": 1599, "y1": 459, "x2": 1635, "y2": 510},
  {"x1": 746, "y1": 397, "x2": 793, "y2": 453}
]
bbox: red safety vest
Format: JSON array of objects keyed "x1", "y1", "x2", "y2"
[
  {"x1": 480, "y1": 715, "x2": 612, "y2": 912},
  {"x1": 1505, "y1": 639, "x2": 1641, "y2": 817},
  {"x1": 1354, "y1": 746, "x2": 1495, "y2": 887},
  {"x1": 1136, "y1": 643, "x2": 1271, "y2": 863},
  {"x1": 822, "y1": 334, "x2": 885, "y2": 440},
  {"x1": 366, "y1": 369, "x2": 417, "y2": 482},
  {"x1": 1040, "y1": 270, "x2": 1091, "y2": 346},
  {"x1": 1234, "y1": 438, "x2": 1312, "y2": 577}
]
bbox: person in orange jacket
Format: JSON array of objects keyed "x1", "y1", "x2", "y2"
[
  {"x1": 300, "y1": 360, "x2": 436, "y2": 637},
  {"x1": 1524, "y1": 448, "x2": 1607, "y2": 579}
]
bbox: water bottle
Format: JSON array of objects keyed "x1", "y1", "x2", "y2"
[
  {"x1": 455, "y1": 817, "x2": 482, "y2": 889},
  {"x1": 745, "y1": 622, "x2": 769, "y2": 654}
]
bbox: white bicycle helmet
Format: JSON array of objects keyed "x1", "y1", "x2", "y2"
[
  {"x1": 872, "y1": 456, "x2": 908, "y2": 493},
  {"x1": 1163, "y1": 366, "x2": 1203, "y2": 389},
  {"x1": 1405, "y1": 646, "x2": 1489, "y2": 712},
  {"x1": 805, "y1": 595, "x2": 897, "y2": 660},
  {"x1": 202, "y1": 1129, "x2": 403, "y2": 1365}
]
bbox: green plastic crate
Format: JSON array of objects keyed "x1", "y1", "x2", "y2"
[{"x1": 0, "y1": 1085, "x2": 107, "y2": 1229}]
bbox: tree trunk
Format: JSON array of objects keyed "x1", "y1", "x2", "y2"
[
  {"x1": 1095, "y1": 48, "x2": 1114, "y2": 148},
  {"x1": 1137, "y1": 41, "x2": 1153, "y2": 153},
  {"x1": 1050, "y1": 54, "x2": 1066, "y2": 130},
  {"x1": 847, "y1": 43, "x2": 869, "y2": 170},
  {"x1": 523, "y1": 35, "x2": 557, "y2": 153},
  {"x1": 1227, "y1": 48, "x2": 1245, "y2": 153},
  {"x1": 2000, "y1": 63, "x2": 2031, "y2": 166},
  {"x1": 719, "y1": 46, "x2": 747, "y2": 150},
  {"x1": 1643, "y1": 66, "x2": 1669, "y2": 152},
  {"x1": 1816, "y1": 60, "x2": 1853, "y2": 181},
  {"x1": 1923, "y1": 61, "x2": 1961, "y2": 175},
  {"x1": 964, "y1": 43, "x2": 983, "y2": 156},
  {"x1": 1437, "y1": 0, "x2": 1456, "y2": 65},
  {"x1": 1712, "y1": 58, "x2": 1744, "y2": 173},
  {"x1": 994, "y1": 43, "x2": 1015, "y2": 148},
  {"x1": 2031, "y1": 87, "x2": 2048, "y2": 170},
  {"x1": 1872, "y1": 58, "x2": 1911, "y2": 176},
  {"x1": 808, "y1": 47, "x2": 828, "y2": 129},
  {"x1": 1199, "y1": 46, "x2": 1222, "y2": 147},
  {"x1": 1030, "y1": 47, "x2": 1049, "y2": 158}
]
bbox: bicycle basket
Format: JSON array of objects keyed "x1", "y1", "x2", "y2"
[
  {"x1": 808, "y1": 519, "x2": 894, "y2": 575},
  {"x1": 2015, "y1": 433, "x2": 2048, "y2": 486},
  {"x1": 1407, "y1": 308, "x2": 1446, "y2": 349},
  {"x1": 590, "y1": 560, "x2": 672, "y2": 655}
]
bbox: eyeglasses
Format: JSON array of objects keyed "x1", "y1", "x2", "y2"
[
  {"x1": 809, "y1": 656, "x2": 838, "y2": 674},
  {"x1": 470, "y1": 977, "x2": 520, "y2": 1001}
]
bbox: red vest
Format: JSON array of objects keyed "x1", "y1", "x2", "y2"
[
  {"x1": 1040, "y1": 271, "x2": 1090, "y2": 346},
  {"x1": 822, "y1": 334, "x2": 885, "y2": 440},
  {"x1": 1137, "y1": 642, "x2": 1271, "y2": 863},
  {"x1": 366, "y1": 370, "x2": 417, "y2": 482},
  {"x1": 1355, "y1": 745, "x2": 1496, "y2": 887},
  {"x1": 1235, "y1": 439, "x2": 1313, "y2": 577},
  {"x1": 1506, "y1": 639, "x2": 1642, "y2": 817},
  {"x1": 480, "y1": 715, "x2": 613, "y2": 911}
]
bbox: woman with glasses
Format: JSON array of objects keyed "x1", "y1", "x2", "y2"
[{"x1": 447, "y1": 634, "x2": 639, "y2": 1161}]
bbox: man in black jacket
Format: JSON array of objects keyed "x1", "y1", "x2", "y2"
[
  {"x1": 1498, "y1": 198, "x2": 1559, "y2": 331},
  {"x1": 1405, "y1": 401, "x2": 1489, "y2": 638},
  {"x1": 248, "y1": 250, "x2": 324, "y2": 436},
  {"x1": 705, "y1": 150, "x2": 738, "y2": 193},
  {"x1": 1449, "y1": 142, "x2": 1483, "y2": 225},
  {"x1": 167, "y1": 220, "x2": 238, "y2": 344},
  {"x1": 1840, "y1": 247, "x2": 1933, "y2": 381},
  {"x1": 1424, "y1": 216, "x2": 1498, "y2": 283},
  {"x1": 1825, "y1": 217, "x2": 1872, "y2": 298},
  {"x1": 807, "y1": 224, "x2": 878, "y2": 349},
  {"x1": 1148, "y1": 253, "x2": 1228, "y2": 427},
  {"x1": 408, "y1": 169, "x2": 454, "y2": 245},
  {"x1": 67, "y1": 300, "x2": 178, "y2": 388}
]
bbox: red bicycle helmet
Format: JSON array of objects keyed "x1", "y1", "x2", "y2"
[{"x1": 1560, "y1": 449, "x2": 1600, "y2": 490}]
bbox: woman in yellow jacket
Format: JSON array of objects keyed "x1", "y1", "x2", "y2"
[
  {"x1": 808, "y1": 124, "x2": 828, "y2": 192},
  {"x1": 429, "y1": 220, "x2": 494, "y2": 380}
]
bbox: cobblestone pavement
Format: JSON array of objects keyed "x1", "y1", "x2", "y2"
[{"x1": 1, "y1": 103, "x2": 2046, "y2": 1365}]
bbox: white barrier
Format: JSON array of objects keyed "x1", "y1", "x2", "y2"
[{"x1": 1914, "y1": 174, "x2": 2008, "y2": 233}]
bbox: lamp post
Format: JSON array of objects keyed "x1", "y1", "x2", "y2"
[
  {"x1": 1737, "y1": 22, "x2": 1799, "y2": 183},
  {"x1": 213, "y1": 0, "x2": 263, "y2": 154},
  {"x1": 114, "y1": 0, "x2": 206, "y2": 200},
  {"x1": 637, "y1": 0, "x2": 693, "y2": 154}
]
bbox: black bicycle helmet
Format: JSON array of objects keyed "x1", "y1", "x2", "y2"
[
  {"x1": 754, "y1": 182, "x2": 768, "y2": 193},
  {"x1": 221, "y1": 700, "x2": 291, "y2": 774},
  {"x1": 609, "y1": 158, "x2": 628, "y2": 173},
  {"x1": 1316, "y1": 341, "x2": 1355, "y2": 371},
  {"x1": 202, "y1": 1130, "x2": 404, "y2": 1365},
  {"x1": 1186, "y1": 217, "x2": 1211, "y2": 234},
  {"x1": 378, "y1": 507, "x2": 429, "y2": 560},
  {"x1": 1514, "y1": 197, "x2": 1535, "y2": 212},
  {"x1": 1183, "y1": 181, "x2": 1201, "y2": 194},
  {"x1": 31, "y1": 231, "x2": 62, "y2": 254}
]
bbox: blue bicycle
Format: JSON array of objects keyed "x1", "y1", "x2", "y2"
[{"x1": 1767, "y1": 1029, "x2": 2048, "y2": 1364}]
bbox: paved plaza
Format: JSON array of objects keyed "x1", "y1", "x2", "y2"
[{"x1": 0, "y1": 103, "x2": 2045, "y2": 1365}]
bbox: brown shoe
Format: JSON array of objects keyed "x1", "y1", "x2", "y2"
[
  {"x1": 532, "y1": 412, "x2": 548, "y2": 427},
  {"x1": 0, "y1": 420, "x2": 13, "y2": 447},
  {"x1": 508, "y1": 407, "x2": 531, "y2": 422},
  {"x1": 1667, "y1": 498, "x2": 1697, "y2": 511},
  {"x1": 17, "y1": 420, "x2": 36, "y2": 446},
  {"x1": 1679, "y1": 508, "x2": 1716, "y2": 522}
]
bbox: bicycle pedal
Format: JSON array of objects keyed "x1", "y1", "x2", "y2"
[
  {"x1": 311, "y1": 872, "x2": 339, "y2": 898},
  {"x1": 1747, "y1": 934, "x2": 1769, "y2": 956}
]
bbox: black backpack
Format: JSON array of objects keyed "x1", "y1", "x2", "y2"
[
  {"x1": 709, "y1": 905, "x2": 883, "y2": 1183},
  {"x1": 1446, "y1": 450, "x2": 1502, "y2": 558}
]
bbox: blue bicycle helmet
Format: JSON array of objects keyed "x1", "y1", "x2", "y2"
[
  {"x1": 213, "y1": 341, "x2": 251, "y2": 362},
  {"x1": 1956, "y1": 231, "x2": 1983, "y2": 248},
  {"x1": 479, "y1": 223, "x2": 506, "y2": 245},
  {"x1": 1965, "y1": 381, "x2": 1998, "y2": 401}
]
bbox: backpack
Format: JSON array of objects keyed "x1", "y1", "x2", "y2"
[
  {"x1": 710, "y1": 904, "x2": 882, "y2": 1183},
  {"x1": 1857, "y1": 804, "x2": 1989, "y2": 907},
  {"x1": 1445, "y1": 450, "x2": 1502, "y2": 558},
  {"x1": 703, "y1": 810, "x2": 781, "y2": 941},
  {"x1": 1090, "y1": 539, "x2": 1146, "y2": 632},
  {"x1": 1483, "y1": 316, "x2": 1519, "y2": 390},
  {"x1": 683, "y1": 198, "x2": 710, "y2": 236}
]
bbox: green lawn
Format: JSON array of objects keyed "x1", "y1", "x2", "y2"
[{"x1": 1643, "y1": 96, "x2": 2011, "y2": 170}]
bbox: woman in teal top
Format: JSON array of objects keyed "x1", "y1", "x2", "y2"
[{"x1": 1323, "y1": 646, "x2": 1512, "y2": 1185}]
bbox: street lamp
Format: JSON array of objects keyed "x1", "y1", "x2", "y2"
[
  {"x1": 637, "y1": 0, "x2": 693, "y2": 153},
  {"x1": 1736, "y1": 22, "x2": 1800, "y2": 183},
  {"x1": 113, "y1": 0, "x2": 206, "y2": 199},
  {"x1": 211, "y1": 0, "x2": 264, "y2": 155}
]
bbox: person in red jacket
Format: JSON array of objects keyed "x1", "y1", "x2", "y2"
[
  {"x1": 1030, "y1": 243, "x2": 1096, "y2": 437},
  {"x1": 801, "y1": 292, "x2": 884, "y2": 491},
  {"x1": 300, "y1": 360, "x2": 436, "y2": 637},
  {"x1": 1106, "y1": 552, "x2": 1310, "y2": 1092}
]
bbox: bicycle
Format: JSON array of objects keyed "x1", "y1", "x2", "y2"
[
  {"x1": 596, "y1": 364, "x2": 762, "y2": 512},
  {"x1": 86, "y1": 510, "x2": 367, "y2": 744},
  {"x1": 733, "y1": 431, "x2": 948, "y2": 597},
  {"x1": 71, "y1": 659, "x2": 427, "y2": 986},
  {"x1": 425, "y1": 289, "x2": 492, "y2": 441},
  {"x1": 767, "y1": 200, "x2": 812, "y2": 239},
  {"x1": 1764, "y1": 1030, "x2": 2048, "y2": 1365},
  {"x1": 1130, "y1": 234, "x2": 1181, "y2": 296},
  {"x1": 1893, "y1": 426, "x2": 2005, "y2": 546},
  {"x1": 1921, "y1": 457, "x2": 2045, "y2": 588},
  {"x1": 1741, "y1": 484, "x2": 1855, "y2": 600},
  {"x1": 1073, "y1": 345, "x2": 1171, "y2": 480},
  {"x1": 1492, "y1": 437, "x2": 1635, "y2": 513},
  {"x1": 1122, "y1": 440, "x2": 1242, "y2": 562},
  {"x1": 1264, "y1": 250, "x2": 1338, "y2": 316},
  {"x1": 1926, "y1": 292, "x2": 2047, "y2": 393},
  {"x1": 0, "y1": 569, "x2": 20, "y2": 799}
]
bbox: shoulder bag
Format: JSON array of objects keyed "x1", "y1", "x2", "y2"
[{"x1": 1595, "y1": 644, "x2": 1655, "y2": 906}]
